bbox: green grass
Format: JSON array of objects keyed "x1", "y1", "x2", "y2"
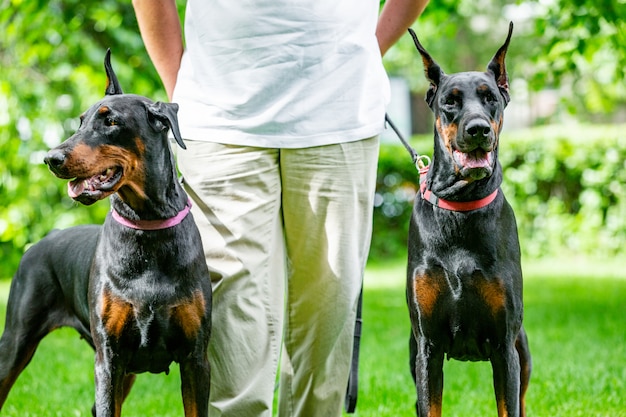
[{"x1": 1, "y1": 258, "x2": 625, "y2": 416}]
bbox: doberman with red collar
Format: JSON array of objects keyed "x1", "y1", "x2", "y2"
[
  {"x1": 0, "y1": 50, "x2": 211, "y2": 417},
  {"x1": 406, "y1": 23, "x2": 531, "y2": 416}
]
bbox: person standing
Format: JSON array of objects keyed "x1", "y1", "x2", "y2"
[{"x1": 132, "y1": 1, "x2": 428, "y2": 415}]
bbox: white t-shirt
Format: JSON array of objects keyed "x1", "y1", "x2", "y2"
[{"x1": 172, "y1": 0, "x2": 390, "y2": 148}]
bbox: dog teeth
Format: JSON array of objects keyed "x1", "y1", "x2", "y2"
[{"x1": 99, "y1": 168, "x2": 113, "y2": 181}]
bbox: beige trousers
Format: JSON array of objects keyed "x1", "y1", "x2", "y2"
[{"x1": 176, "y1": 137, "x2": 379, "y2": 416}]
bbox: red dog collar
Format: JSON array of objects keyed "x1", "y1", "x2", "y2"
[{"x1": 419, "y1": 167, "x2": 498, "y2": 212}]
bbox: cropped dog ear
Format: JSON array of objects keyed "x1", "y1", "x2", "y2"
[
  {"x1": 408, "y1": 28, "x2": 444, "y2": 109},
  {"x1": 147, "y1": 102, "x2": 186, "y2": 150},
  {"x1": 487, "y1": 22, "x2": 513, "y2": 105},
  {"x1": 104, "y1": 49, "x2": 124, "y2": 95}
]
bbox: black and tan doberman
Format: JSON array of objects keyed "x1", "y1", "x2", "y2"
[
  {"x1": 406, "y1": 23, "x2": 531, "y2": 417},
  {"x1": 0, "y1": 50, "x2": 211, "y2": 417}
]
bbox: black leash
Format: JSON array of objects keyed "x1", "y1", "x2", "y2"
[
  {"x1": 385, "y1": 113, "x2": 418, "y2": 165},
  {"x1": 344, "y1": 113, "x2": 428, "y2": 414},
  {"x1": 344, "y1": 285, "x2": 363, "y2": 413},
  {"x1": 384, "y1": 113, "x2": 430, "y2": 170}
]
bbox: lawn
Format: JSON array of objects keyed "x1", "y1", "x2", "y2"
[{"x1": 0, "y1": 257, "x2": 625, "y2": 416}]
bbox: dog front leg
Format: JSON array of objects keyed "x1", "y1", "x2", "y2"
[
  {"x1": 515, "y1": 326, "x2": 531, "y2": 417},
  {"x1": 180, "y1": 356, "x2": 210, "y2": 417},
  {"x1": 93, "y1": 346, "x2": 126, "y2": 417},
  {"x1": 491, "y1": 343, "x2": 521, "y2": 417},
  {"x1": 413, "y1": 336, "x2": 444, "y2": 417}
]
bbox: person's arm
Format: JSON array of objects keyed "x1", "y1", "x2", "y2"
[
  {"x1": 376, "y1": 0, "x2": 429, "y2": 57},
  {"x1": 132, "y1": 0, "x2": 184, "y2": 100}
]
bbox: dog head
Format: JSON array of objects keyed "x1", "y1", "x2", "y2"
[
  {"x1": 45, "y1": 50, "x2": 185, "y2": 206},
  {"x1": 410, "y1": 22, "x2": 513, "y2": 182}
]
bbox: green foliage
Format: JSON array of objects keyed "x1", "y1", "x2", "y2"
[
  {"x1": 1, "y1": 0, "x2": 625, "y2": 278},
  {"x1": 371, "y1": 124, "x2": 626, "y2": 261},
  {"x1": 385, "y1": 0, "x2": 512, "y2": 93},
  {"x1": 371, "y1": 138, "x2": 428, "y2": 261},
  {"x1": 0, "y1": 1, "x2": 163, "y2": 279},
  {"x1": 531, "y1": 0, "x2": 626, "y2": 114},
  {"x1": 502, "y1": 124, "x2": 626, "y2": 257},
  {"x1": 388, "y1": 0, "x2": 626, "y2": 115}
]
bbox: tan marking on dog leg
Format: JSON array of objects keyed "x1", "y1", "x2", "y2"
[
  {"x1": 428, "y1": 397, "x2": 442, "y2": 417},
  {"x1": 497, "y1": 397, "x2": 509, "y2": 417},
  {"x1": 182, "y1": 391, "x2": 199, "y2": 417}
]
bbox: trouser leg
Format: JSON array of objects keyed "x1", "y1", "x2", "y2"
[
  {"x1": 177, "y1": 141, "x2": 285, "y2": 417},
  {"x1": 278, "y1": 137, "x2": 380, "y2": 417}
]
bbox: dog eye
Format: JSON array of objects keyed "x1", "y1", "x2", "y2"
[
  {"x1": 483, "y1": 92, "x2": 497, "y2": 104},
  {"x1": 444, "y1": 95, "x2": 459, "y2": 106},
  {"x1": 105, "y1": 117, "x2": 118, "y2": 127}
]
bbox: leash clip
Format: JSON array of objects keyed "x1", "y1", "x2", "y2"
[{"x1": 415, "y1": 154, "x2": 431, "y2": 171}]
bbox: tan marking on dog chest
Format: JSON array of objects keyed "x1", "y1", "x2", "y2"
[
  {"x1": 101, "y1": 290, "x2": 133, "y2": 338},
  {"x1": 475, "y1": 278, "x2": 506, "y2": 316},
  {"x1": 171, "y1": 290, "x2": 206, "y2": 339},
  {"x1": 413, "y1": 273, "x2": 442, "y2": 317}
]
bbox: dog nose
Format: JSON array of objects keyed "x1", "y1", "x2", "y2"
[
  {"x1": 44, "y1": 149, "x2": 66, "y2": 170},
  {"x1": 465, "y1": 119, "x2": 492, "y2": 139}
]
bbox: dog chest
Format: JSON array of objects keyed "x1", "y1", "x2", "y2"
[
  {"x1": 96, "y1": 286, "x2": 208, "y2": 372},
  {"x1": 409, "y1": 262, "x2": 519, "y2": 361}
]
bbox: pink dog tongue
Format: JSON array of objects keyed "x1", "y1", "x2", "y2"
[
  {"x1": 455, "y1": 150, "x2": 491, "y2": 169},
  {"x1": 68, "y1": 180, "x2": 85, "y2": 198}
]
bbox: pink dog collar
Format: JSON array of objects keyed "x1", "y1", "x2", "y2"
[{"x1": 111, "y1": 198, "x2": 192, "y2": 230}]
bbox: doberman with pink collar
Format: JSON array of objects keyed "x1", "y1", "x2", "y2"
[
  {"x1": 406, "y1": 23, "x2": 531, "y2": 416},
  {"x1": 0, "y1": 51, "x2": 211, "y2": 417}
]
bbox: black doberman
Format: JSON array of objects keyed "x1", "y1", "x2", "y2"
[
  {"x1": 406, "y1": 23, "x2": 531, "y2": 417},
  {"x1": 0, "y1": 50, "x2": 212, "y2": 417}
]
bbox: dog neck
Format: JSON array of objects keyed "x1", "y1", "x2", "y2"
[
  {"x1": 419, "y1": 166, "x2": 499, "y2": 212},
  {"x1": 110, "y1": 197, "x2": 192, "y2": 230}
]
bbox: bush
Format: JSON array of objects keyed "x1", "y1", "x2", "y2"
[
  {"x1": 502, "y1": 124, "x2": 626, "y2": 258},
  {"x1": 370, "y1": 123, "x2": 626, "y2": 261},
  {"x1": 371, "y1": 139, "x2": 425, "y2": 261}
]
